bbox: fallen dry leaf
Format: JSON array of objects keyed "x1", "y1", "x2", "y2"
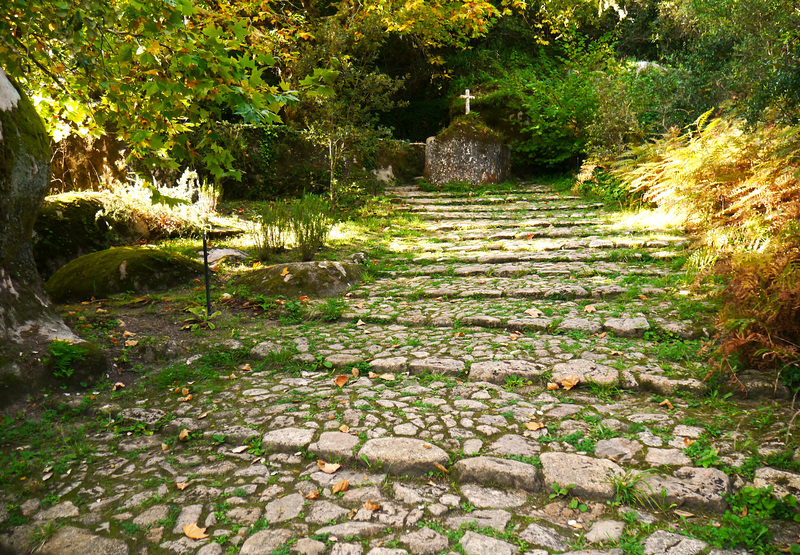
[
  {"x1": 368, "y1": 372, "x2": 378, "y2": 379},
  {"x1": 434, "y1": 463, "x2": 449, "y2": 473},
  {"x1": 423, "y1": 444, "x2": 431, "y2": 449},
  {"x1": 240, "y1": 364, "x2": 251, "y2": 371},
  {"x1": 584, "y1": 305, "x2": 597, "y2": 313},
  {"x1": 638, "y1": 295, "x2": 648, "y2": 300},
  {"x1": 596, "y1": 332, "x2": 608, "y2": 338},
  {"x1": 253, "y1": 261, "x2": 261, "y2": 269},
  {"x1": 524, "y1": 307, "x2": 544, "y2": 318},
  {"x1": 123, "y1": 331, "x2": 135, "y2": 338},
  {"x1": 178, "y1": 429, "x2": 190, "y2": 441},
  {"x1": 198, "y1": 411, "x2": 209, "y2": 419},
  {"x1": 561, "y1": 375, "x2": 580, "y2": 391},
  {"x1": 525, "y1": 421, "x2": 546, "y2": 431},
  {"x1": 356, "y1": 319, "x2": 366, "y2": 326},
  {"x1": 175, "y1": 482, "x2": 189, "y2": 490},
  {"x1": 181, "y1": 394, "x2": 193, "y2": 402},
  {"x1": 113, "y1": 382, "x2": 125, "y2": 391},
  {"x1": 305, "y1": 490, "x2": 320, "y2": 500},
  {"x1": 231, "y1": 445, "x2": 249, "y2": 454},
  {"x1": 546, "y1": 382, "x2": 560, "y2": 391},
  {"x1": 659, "y1": 399, "x2": 675, "y2": 410},
  {"x1": 379, "y1": 373, "x2": 395, "y2": 381},
  {"x1": 352, "y1": 368, "x2": 360, "y2": 377},
  {"x1": 280, "y1": 267, "x2": 290, "y2": 277},
  {"x1": 334, "y1": 375, "x2": 349, "y2": 388},
  {"x1": 318, "y1": 460, "x2": 341, "y2": 474},
  {"x1": 299, "y1": 296, "x2": 310, "y2": 302},
  {"x1": 364, "y1": 499, "x2": 381, "y2": 511},
  {"x1": 124, "y1": 339, "x2": 139, "y2": 347},
  {"x1": 568, "y1": 522, "x2": 584, "y2": 529},
  {"x1": 161, "y1": 443, "x2": 169, "y2": 451},
  {"x1": 684, "y1": 437, "x2": 695, "y2": 447},
  {"x1": 181, "y1": 387, "x2": 190, "y2": 396},
  {"x1": 674, "y1": 509, "x2": 695, "y2": 518},
  {"x1": 183, "y1": 522, "x2": 208, "y2": 540},
  {"x1": 454, "y1": 331, "x2": 465, "y2": 338},
  {"x1": 332, "y1": 479, "x2": 349, "y2": 494},
  {"x1": 227, "y1": 373, "x2": 237, "y2": 380},
  {"x1": 339, "y1": 425, "x2": 350, "y2": 433}
]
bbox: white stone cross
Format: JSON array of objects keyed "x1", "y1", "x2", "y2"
[{"x1": 460, "y1": 89, "x2": 475, "y2": 114}]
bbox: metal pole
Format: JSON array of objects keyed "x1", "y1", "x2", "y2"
[{"x1": 202, "y1": 230, "x2": 212, "y2": 318}]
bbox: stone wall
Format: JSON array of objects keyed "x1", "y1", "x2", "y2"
[{"x1": 424, "y1": 119, "x2": 510, "y2": 186}]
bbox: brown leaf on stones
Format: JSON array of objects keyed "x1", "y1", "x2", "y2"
[
  {"x1": 113, "y1": 382, "x2": 125, "y2": 391},
  {"x1": 183, "y1": 522, "x2": 208, "y2": 539},
  {"x1": 684, "y1": 438, "x2": 695, "y2": 447},
  {"x1": 305, "y1": 490, "x2": 320, "y2": 500},
  {"x1": 178, "y1": 429, "x2": 190, "y2": 441},
  {"x1": 161, "y1": 443, "x2": 169, "y2": 451},
  {"x1": 317, "y1": 460, "x2": 341, "y2": 474},
  {"x1": 525, "y1": 421, "x2": 546, "y2": 431},
  {"x1": 231, "y1": 445, "x2": 249, "y2": 454},
  {"x1": 584, "y1": 305, "x2": 597, "y2": 313},
  {"x1": 280, "y1": 267, "x2": 289, "y2": 277},
  {"x1": 356, "y1": 319, "x2": 366, "y2": 326},
  {"x1": 332, "y1": 479, "x2": 349, "y2": 494},
  {"x1": 524, "y1": 307, "x2": 544, "y2": 318},
  {"x1": 198, "y1": 411, "x2": 209, "y2": 419},
  {"x1": 364, "y1": 500, "x2": 380, "y2": 511},
  {"x1": 181, "y1": 394, "x2": 193, "y2": 402},
  {"x1": 181, "y1": 387, "x2": 190, "y2": 396},
  {"x1": 379, "y1": 373, "x2": 395, "y2": 381},
  {"x1": 434, "y1": 463, "x2": 449, "y2": 473},
  {"x1": 352, "y1": 368, "x2": 360, "y2": 377},
  {"x1": 125, "y1": 339, "x2": 139, "y2": 347},
  {"x1": 123, "y1": 331, "x2": 135, "y2": 338},
  {"x1": 560, "y1": 375, "x2": 580, "y2": 390},
  {"x1": 674, "y1": 509, "x2": 695, "y2": 518},
  {"x1": 240, "y1": 364, "x2": 251, "y2": 371},
  {"x1": 368, "y1": 371, "x2": 378, "y2": 379},
  {"x1": 454, "y1": 332, "x2": 465, "y2": 338},
  {"x1": 546, "y1": 382, "x2": 560, "y2": 391},
  {"x1": 659, "y1": 399, "x2": 675, "y2": 410},
  {"x1": 334, "y1": 375, "x2": 349, "y2": 388},
  {"x1": 339, "y1": 425, "x2": 350, "y2": 433},
  {"x1": 175, "y1": 482, "x2": 189, "y2": 490}
]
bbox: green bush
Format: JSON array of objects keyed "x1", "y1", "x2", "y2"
[
  {"x1": 252, "y1": 203, "x2": 290, "y2": 259},
  {"x1": 290, "y1": 195, "x2": 332, "y2": 261}
]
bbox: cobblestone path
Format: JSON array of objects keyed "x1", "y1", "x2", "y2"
[{"x1": 3, "y1": 183, "x2": 800, "y2": 554}]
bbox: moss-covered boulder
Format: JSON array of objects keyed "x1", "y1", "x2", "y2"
[
  {"x1": 32, "y1": 192, "x2": 137, "y2": 280},
  {"x1": 45, "y1": 246, "x2": 203, "y2": 302},
  {"x1": 235, "y1": 261, "x2": 363, "y2": 299}
]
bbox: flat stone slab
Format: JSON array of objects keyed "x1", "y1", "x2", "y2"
[
  {"x1": 460, "y1": 484, "x2": 527, "y2": 508},
  {"x1": 400, "y1": 527, "x2": 449, "y2": 555},
  {"x1": 263, "y1": 493, "x2": 304, "y2": 523},
  {"x1": 637, "y1": 373, "x2": 706, "y2": 395},
  {"x1": 754, "y1": 467, "x2": 800, "y2": 499},
  {"x1": 603, "y1": 317, "x2": 650, "y2": 338},
  {"x1": 309, "y1": 431, "x2": 360, "y2": 462},
  {"x1": 41, "y1": 526, "x2": 129, "y2": 555},
  {"x1": 261, "y1": 427, "x2": 315, "y2": 452},
  {"x1": 506, "y1": 318, "x2": 551, "y2": 332},
  {"x1": 446, "y1": 509, "x2": 511, "y2": 532},
  {"x1": 640, "y1": 467, "x2": 730, "y2": 512},
  {"x1": 315, "y1": 522, "x2": 388, "y2": 539},
  {"x1": 468, "y1": 360, "x2": 543, "y2": 384},
  {"x1": 519, "y1": 523, "x2": 569, "y2": 551},
  {"x1": 452, "y1": 456, "x2": 541, "y2": 492},
  {"x1": 643, "y1": 530, "x2": 707, "y2": 555},
  {"x1": 240, "y1": 529, "x2": 295, "y2": 555},
  {"x1": 358, "y1": 438, "x2": 448, "y2": 476},
  {"x1": 460, "y1": 531, "x2": 519, "y2": 555},
  {"x1": 645, "y1": 448, "x2": 691, "y2": 467},
  {"x1": 540, "y1": 453, "x2": 623, "y2": 499},
  {"x1": 586, "y1": 520, "x2": 625, "y2": 544},
  {"x1": 594, "y1": 438, "x2": 641, "y2": 463},
  {"x1": 557, "y1": 318, "x2": 602, "y2": 334},
  {"x1": 408, "y1": 358, "x2": 465, "y2": 376},
  {"x1": 551, "y1": 359, "x2": 618, "y2": 386}
]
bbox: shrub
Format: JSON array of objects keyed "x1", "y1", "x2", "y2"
[
  {"x1": 290, "y1": 195, "x2": 332, "y2": 261},
  {"x1": 252, "y1": 203, "x2": 290, "y2": 260}
]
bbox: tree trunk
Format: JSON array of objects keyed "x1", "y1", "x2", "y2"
[{"x1": 0, "y1": 67, "x2": 103, "y2": 402}]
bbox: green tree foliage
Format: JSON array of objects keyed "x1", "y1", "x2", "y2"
[{"x1": 0, "y1": 0, "x2": 317, "y2": 179}]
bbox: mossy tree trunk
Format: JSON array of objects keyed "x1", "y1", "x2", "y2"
[{"x1": 0, "y1": 67, "x2": 92, "y2": 398}]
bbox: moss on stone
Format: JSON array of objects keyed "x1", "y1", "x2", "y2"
[
  {"x1": 33, "y1": 192, "x2": 128, "y2": 279},
  {"x1": 436, "y1": 113, "x2": 503, "y2": 144},
  {"x1": 43, "y1": 339, "x2": 107, "y2": 386},
  {"x1": 45, "y1": 246, "x2": 203, "y2": 303},
  {"x1": 235, "y1": 261, "x2": 363, "y2": 299}
]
